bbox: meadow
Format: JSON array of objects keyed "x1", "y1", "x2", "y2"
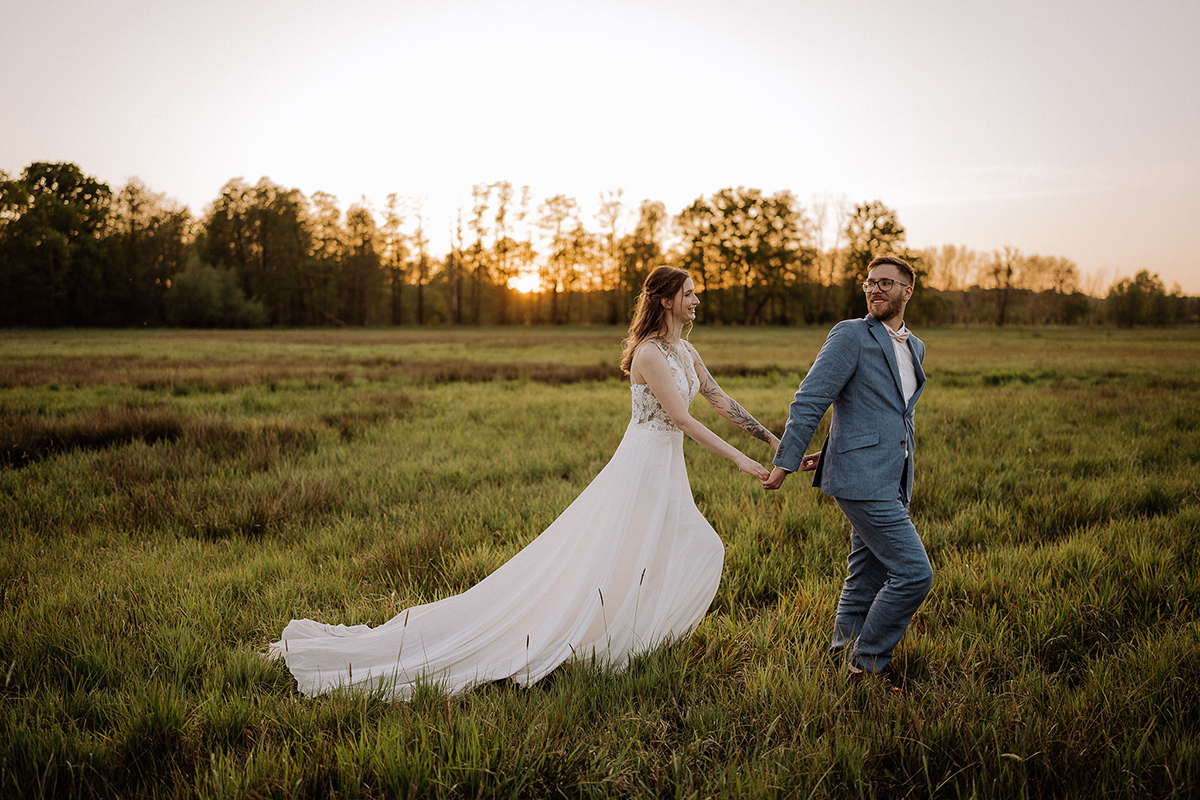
[{"x1": 1, "y1": 325, "x2": 1198, "y2": 799}]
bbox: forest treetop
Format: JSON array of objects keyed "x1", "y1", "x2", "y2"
[{"x1": 1, "y1": 161, "x2": 1193, "y2": 328}]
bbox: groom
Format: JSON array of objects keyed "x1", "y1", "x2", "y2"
[{"x1": 762, "y1": 255, "x2": 931, "y2": 678}]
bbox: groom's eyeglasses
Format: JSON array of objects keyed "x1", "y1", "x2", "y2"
[{"x1": 861, "y1": 278, "x2": 910, "y2": 292}]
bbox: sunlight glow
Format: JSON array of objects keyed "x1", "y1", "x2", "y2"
[{"x1": 508, "y1": 273, "x2": 541, "y2": 294}]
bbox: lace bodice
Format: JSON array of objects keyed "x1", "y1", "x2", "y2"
[{"x1": 630, "y1": 340, "x2": 698, "y2": 432}]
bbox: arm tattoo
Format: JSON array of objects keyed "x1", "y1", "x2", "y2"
[
  {"x1": 699, "y1": 361, "x2": 773, "y2": 443},
  {"x1": 726, "y1": 397, "x2": 774, "y2": 444},
  {"x1": 696, "y1": 356, "x2": 724, "y2": 404}
]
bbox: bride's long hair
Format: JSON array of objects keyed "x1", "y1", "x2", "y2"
[{"x1": 619, "y1": 266, "x2": 692, "y2": 375}]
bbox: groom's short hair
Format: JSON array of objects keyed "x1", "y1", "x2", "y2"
[{"x1": 868, "y1": 255, "x2": 915, "y2": 286}]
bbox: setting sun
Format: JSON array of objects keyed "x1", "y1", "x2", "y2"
[{"x1": 508, "y1": 273, "x2": 541, "y2": 294}]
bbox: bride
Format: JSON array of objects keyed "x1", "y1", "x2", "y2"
[{"x1": 268, "y1": 266, "x2": 779, "y2": 699}]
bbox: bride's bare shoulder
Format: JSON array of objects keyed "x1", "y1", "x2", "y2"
[
  {"x1": 630, "y1": 339, "x2": 668, "y2": 377},
  {"x1": 632, "y1": 339, "x2": 668, "y2": 359}
]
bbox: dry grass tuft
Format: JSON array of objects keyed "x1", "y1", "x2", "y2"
[{"x1": 1, "y1": 407, "x2": 186, "y2": 467}]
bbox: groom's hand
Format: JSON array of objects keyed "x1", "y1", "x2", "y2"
[
  {"x1": 799, "y1": 451, "x2": 821, "y2": 472},
  {"x1": 761, "y1": 465, "x2": 790, "y2": 490}
]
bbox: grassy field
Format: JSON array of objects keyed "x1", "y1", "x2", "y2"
[{"x1": 1, "y1": 325, "x2": 1198, "y2": 799}]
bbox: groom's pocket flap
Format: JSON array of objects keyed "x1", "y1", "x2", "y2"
[{"x1": 835, "y1": 432, "x2": 879, "y2": 453}]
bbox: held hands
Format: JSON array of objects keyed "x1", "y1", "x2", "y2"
[
  {"x1": 761, "y1": 465, "x2": 789, "y2": 490},
  {"x1": 736, "y1": 454, "x2": 771, "y2": 481},
  {"x1": 756, "y1": 435, "x2": 783, "y2": 485},
  {"x1": 760, "y1": 451, "x2": 820, "y2": 491}
]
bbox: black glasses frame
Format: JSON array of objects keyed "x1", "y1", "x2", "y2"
[{"x1": 861, "y1": 278, "x2": 910, "y2": 292}]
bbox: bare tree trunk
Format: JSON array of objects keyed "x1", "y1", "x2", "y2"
[
  {"x1": 473, "y1": 262, "x2": 482, "y2": 324},
  {"x1": 996, "y1": 283, "x2": 1010, "y2": 326},
  {"x1": 391, "y1": 269, "x2": 403, "y2": 325},
  {"x1": 448, "y1": 250, "x2": 460, "y2": 324}
]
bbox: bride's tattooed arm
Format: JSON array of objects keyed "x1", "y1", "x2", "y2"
[
  {"x1": 688, "y1": 345, "x2": 777, "y2": 445},
  {"x1": 707, "y1": 385, "x2": 774, "y2": 444}
]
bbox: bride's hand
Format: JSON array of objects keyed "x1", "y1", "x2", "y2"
[{"x1": 736, "y1": 454, "x2": 770, "y2": 480}]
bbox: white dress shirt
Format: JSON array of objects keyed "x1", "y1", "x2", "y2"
[{"x1": 887, "y1": 324, "x2": 918, "y2": 407}]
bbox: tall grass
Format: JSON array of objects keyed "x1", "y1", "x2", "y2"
[{"x1": 1, "y1": 326, "x2": 1198, "y2": 798}]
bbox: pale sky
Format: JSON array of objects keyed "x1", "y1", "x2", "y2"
[{"x1": 3, "y1": 0, "x2": 1198, "y2": 292}]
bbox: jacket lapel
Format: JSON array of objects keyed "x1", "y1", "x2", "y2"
[
  {"x1": 866, "y1": 315, "x2": 905, "y2": 405},
  {"x1": 906, "y1": 336, "x2": 926, "y2": 415}
]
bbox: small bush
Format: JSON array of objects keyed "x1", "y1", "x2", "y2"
[{"x1": 164, "y1": 255, "x2": 266, "y2": 328}]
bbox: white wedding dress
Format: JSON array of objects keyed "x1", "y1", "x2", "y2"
[{"x1": 268, "y1": 340, "x2": 724, "y2": 700}]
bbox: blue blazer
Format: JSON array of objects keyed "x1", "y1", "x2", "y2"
[{"x1": 774, "y1": 315, "x2": 926, "y2": 502}]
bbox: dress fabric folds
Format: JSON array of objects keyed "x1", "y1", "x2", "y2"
[{"x1": 268, "y1": 341, "x2": 723, "y2": 700}]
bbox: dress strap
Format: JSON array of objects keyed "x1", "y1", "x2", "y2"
[{"x1": 649, "y1": 338, "x2": 677, "y2": 360}]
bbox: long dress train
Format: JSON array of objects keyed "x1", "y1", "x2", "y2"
[{"x1": 267, "y1": 341, "x2": 723, "y2": 700}]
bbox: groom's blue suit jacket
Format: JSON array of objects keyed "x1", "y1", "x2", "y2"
[{"x1": 774, "y1": 314, "x2": 926, "y2": 502}]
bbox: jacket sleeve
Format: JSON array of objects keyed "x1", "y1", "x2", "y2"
[{"x1": 773, "y1": 321, "x2": 860, "y2": 472}]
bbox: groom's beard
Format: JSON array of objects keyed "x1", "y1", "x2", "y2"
[{"x1": 868, "y1": 293, "x2": 904, "y2": 324}]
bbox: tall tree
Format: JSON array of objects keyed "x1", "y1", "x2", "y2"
[
  {"x1": 677, "y1": 197, "x2": 718, "y2": 323},
  {"x1": 255, "y1": 180, "x2": 310, "y2": 325},
  {"x1": 201, "y1": 177, "x2": 310, "y2": 325},
  {"x1": 381, "y1": 194, "x2": 409, "y2": 325},
  {"x1": 490, "y1": 182, "x2": 517, "y2": 323},
  {"x1": 0, "y1": 162, "x2": 111, "y2": 326},
  {"x1": 762, "y1": 190, "x2": 816, "y2": 324},
  {"x1": 928, "y1": 244, "x2": 984, "y2": 292},
  {"x1": 841, "y1": 200, "x2": 906, "y2": 319},
  {"x1": 1047, "y1": 256, "x2": 1079, "y2": 296},
  {"x1": 202, "y1": 179, "x2": 255, "y2": 281},
  {"x1": 712, "y1": 187, "x2": 759, "y2": 321},
  {"x1": 411, "y1": 202, "x2": 430, "y2": 325},
  {"x1": 565, "y1": 219, "x2": 598, "y2": 322},
  {"x1": 467, "y1": 183, "x2": 492, "y2": 324},
  {"x1": 676, "y1": 188, "x2": 808, "y2": 324},
  {"x1": 810, "y1": 195, "x2": 850, "y2": 321},
  {"x1": 448, "y1": 209, "x2": 463, "y2": 324},
  {"x1": 306, "y1": 191, "x2": 346, "y2": 325},
  {"x1": 537, "y1": 194, "x2": 579, "y2": 324},
  {"x1": 597, "y1": 189, "x2": 625, "y2": 324},
  {"x1": 344, "y1": 203, "x2": 381, "y2": 325},
  {"x1": 109, "y1": 178, "x2": 192, "y2": 325},
  {"x1": 983, "y1": 246, "x2": 1022, "y2": 326},
  {"x1": 1107, "y1": 270, "x2": 1170, "y2": 327},
  {"x1": 621, "y1": 201, "x2": 667, "y2": 318}
]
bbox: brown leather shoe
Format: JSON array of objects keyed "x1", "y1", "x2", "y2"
[{"x1": 848, "y1": 663, "x2": 902, "y2": 690}]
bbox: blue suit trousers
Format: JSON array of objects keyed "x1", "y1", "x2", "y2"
[{"x1": 832, "y1": 495, "x2": 932, "y2": 672}]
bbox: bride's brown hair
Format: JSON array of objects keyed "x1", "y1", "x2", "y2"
[{"x1": 619, "y1": 266, "x2": 691, "y2": 375}]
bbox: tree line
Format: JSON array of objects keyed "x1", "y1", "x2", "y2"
[{"x1": 1, "y1": 161, "x2": 1195, "y2": 328}]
